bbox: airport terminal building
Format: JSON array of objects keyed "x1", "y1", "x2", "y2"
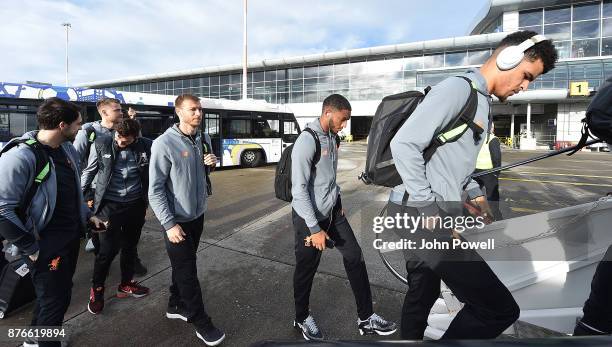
[{"x1": 78, "y1": 0, "x2": 612, "y2": 150}]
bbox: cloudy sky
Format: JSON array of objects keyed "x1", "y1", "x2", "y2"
[{"x1": 2, "y1": 0, "x2": 489, "y2": 85}]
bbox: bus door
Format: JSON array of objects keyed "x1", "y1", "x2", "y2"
[
  {"x1": 253, "y1": 113, "x2": 281, "y2": 163},
  {"x1": 281, "y1": 114, "x2": 300, "y2": 152},
  {"x1": 204, "y1": 112, "x2": 222, "y2": 163}
]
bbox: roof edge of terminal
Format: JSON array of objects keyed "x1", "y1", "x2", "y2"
[
  {"x1": 470, "y1": 0, "x2": 576, "y2": 35},
  {"x1": 74, "y1": 32, "x2": 508, "y2": 88}
]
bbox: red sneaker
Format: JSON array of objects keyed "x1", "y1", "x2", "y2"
[
  {"x1": 117, "y1": 280, "x2": 150, "y2": 298},
  {"x1": 88, "y1": 286, "x2": 105, "y2": 314}
]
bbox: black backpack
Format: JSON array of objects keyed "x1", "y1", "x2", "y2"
[
  {"x1": 0, "y1": 139, "x2": 51, "y2": 223},
  {"x1": 275, "y1": 128, "x2": 340, "y2": 202},
  {"x1": 573, "y1": 76, "x2": 612, "y2": 152},
  {"x1": 359, "y1": 76, "x2": 483, "y2": 187}
]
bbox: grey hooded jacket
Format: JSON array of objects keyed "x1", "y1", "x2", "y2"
[
  {"x1": 389, "y1": 68, "x2": 489, "y2": 216},
  {"x1": 74, "y1": 121, "x2": 113, "y2": 170},
  {"x1": 291, "y1": 119, "x2": 340, "y2": 234},
  {"x1": 148, "y1": 124, "x2": 212, "y2": 231},
  {"x1": 0, "y1": 131, "x2": 92, "y2": 254}
]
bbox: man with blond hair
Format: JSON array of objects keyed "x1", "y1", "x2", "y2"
[{"x1": 149, "y1": 94, "x2": 224, "y2": 346}]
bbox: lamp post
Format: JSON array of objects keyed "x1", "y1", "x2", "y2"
[
  {"x1": 242, "y1": 0, "x2": 248, "y2": 100},
  {"x1": 61, "y1": 22, "x2": 71, "y2": 86}
]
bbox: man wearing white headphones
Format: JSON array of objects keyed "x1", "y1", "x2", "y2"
[{"x1": 389, "y1": 31, "x2": 558, "y2": 340}]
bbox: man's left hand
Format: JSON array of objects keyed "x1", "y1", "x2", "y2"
[{"x1": 203, "y1": 154, "x2": 217, "y2": 167}]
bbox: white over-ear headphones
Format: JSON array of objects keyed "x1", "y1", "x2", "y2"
[{"x1": 496, "y1": 34, "x2": 548, "y2": 71}]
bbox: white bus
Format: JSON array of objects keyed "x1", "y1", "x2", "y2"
[{"x1": 0, "y1": 82, "x2": 301, "y2": 167}]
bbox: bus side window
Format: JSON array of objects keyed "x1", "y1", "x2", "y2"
[
  {"x1": 204, "y1": 113, "x2": 220, "y2": 136},
  {"x1": 253, "y1": 113, "x2": 280, "y2": 138},
  {"x1": 224, "y1": 112, "x2": 252, "y2": 139},
  {"x1": 281, "y1": 114, "x2": 299, "y2": 143}
]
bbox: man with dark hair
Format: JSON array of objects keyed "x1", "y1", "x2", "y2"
[
  {"x1": 75, "y1": 97, "x2": 148, "y2": 275},
  {"x1": 0, "y1": 98, "x2": 104, "y2": 347},
  {"x1": 149, "y1": 94, "x2": 224, "y2": 346},
  {"x1": 81, "y1": 118, "x2": 152, "y2": 315},
  {"x1": 291, "y1": 94, "x2": 396, "y2": 340},
  {"x1": 497, "y1": 31, "x2": 557, "y2": 76},
  {"x1": 388, "y1": 30, "x2": 557, "y2": 340},
  {"x1": 322, "y1": 93, "x2": 352, "y2": 113}
]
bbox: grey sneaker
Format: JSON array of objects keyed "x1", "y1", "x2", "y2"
[
  {"x1": 293, "y1": 315, "x2": 323, "y2": 341},
  {"x1": 357, "y1": 313, "x2": 397, "y2": 336}
]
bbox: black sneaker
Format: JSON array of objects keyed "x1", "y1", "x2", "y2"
[
  {"x1": 293, "y1": 315, "x2": 323, "y2": 341},
  {"x1": 357, "y1": 313, "x2": 397, "y2": 336},
  {"x1": 134, "y1": 257, "x2": 148, "y2": 277},
  {"x1": 23, "y1": 336, "x2": 38, "y2": 347},
  {"x1": 195, "y1": 320, "x2": 225, "y2": 346},
  {"x1": 574, "y1": 320, "x2": 611, "y2": 336},
  {"x1": 166, "y1": 305, "x2": 189, "y2": 322}
]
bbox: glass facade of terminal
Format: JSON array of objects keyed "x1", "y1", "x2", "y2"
[
  {"x1": 106, "y1": 0, "x2": 612, "y2": 105},
  {"x1": 518, "y1": 0, "x2": 612, "y2": 58},
  {"x1": 112, "y1": 48, "x2": 494, "y2": 103}
]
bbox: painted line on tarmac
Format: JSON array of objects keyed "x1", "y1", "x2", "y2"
[
  {"x1": 507, "y1": 171, "x2": 612, "y2": 180},
  {"x1": 510, "y1": 207, "x2": 544, "y2": 213},
  {"x1": 505, "y1": 167, "x2": 612, "y2": 173},
  {"x1": 500, "y1": 177, "x2": 612, "y2": 187}
]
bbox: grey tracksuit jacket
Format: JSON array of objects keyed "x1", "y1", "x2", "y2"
[
  {"x1": 148, "y1": 124, "x2": 212, "y2": 231},
  {"x1": 0, "y1": 131, "x2": 92, "y2": 254},
  {"x1": 74, "y1": 121, "x2": 113, "y2": 170},
  {"x1": 390, "y1": 68, "x2": 490, "y2": 215},
  {"x1": 291, "y1": 119, "x2": 340, "y2": 234}
]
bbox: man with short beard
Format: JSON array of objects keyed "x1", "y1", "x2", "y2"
[
  {"x1": 389, "y1": 31, "x2": 558, "y2": 340},
  {"x1": 0, "y1": 98, "x2": 105, "y2": 347},
  {"x1": 291, "y1": 94, "x2": 397, "y2": 340},
  {"x1": 149, "y1": 94, "x2": 224, "y2": 346}
]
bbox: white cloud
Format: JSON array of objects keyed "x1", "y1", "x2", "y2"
[{"x1": 0, "y1": 0, "x2": 488, "y2": 85}]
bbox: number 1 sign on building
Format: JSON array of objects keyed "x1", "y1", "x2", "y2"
[{"x1": 569, "y1": 81, "x2": 590, "y2": 96}]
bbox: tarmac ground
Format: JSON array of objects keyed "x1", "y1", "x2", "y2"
[{"x1": 2, "y1": 141, "x2": 612, "y2": 346}]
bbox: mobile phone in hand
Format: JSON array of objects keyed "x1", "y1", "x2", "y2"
[{"x1": 88, "y1": 220, "x2": 107, "y2": 232}]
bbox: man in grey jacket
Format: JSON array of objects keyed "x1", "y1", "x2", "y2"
[
  {"x1": 0, "y1": 98, "x2": 104, "y2": 347},
  {"x1": 148, "y1": 94, "x2": 224, "y2": 346},
  {"x1": 388, "y1": 31, "x2": 558, "y2": 340},
  {"x1": 74, "y1": 97, "x2": 148, "y2": 275},
  {"x1": 291, "y1": 94, "x2": 396, "y2": 341},
  {"x1": 81, "y1": 118, "x2": 152, "y2": 315}
]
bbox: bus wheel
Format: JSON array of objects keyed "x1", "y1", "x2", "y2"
[{"x1": 241, "y1": 150, "x2": 262, "y2": 167}]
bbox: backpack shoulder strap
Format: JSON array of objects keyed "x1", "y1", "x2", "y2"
[
  {"x1": 84, "y1": 126, "x2": 97, "y2": 159},
  {"x1": 422, "y1": 76, "x2": 483, "y2": 163},
  {"x1": 7, "y1": 139, "x2": 51, "y2": 223},
  {"x1": 302, "y1": 128, "x2": 321, "y2": 167},
  {"x1": 86, "y1": 126, "x2": 96, "y2": 142}
]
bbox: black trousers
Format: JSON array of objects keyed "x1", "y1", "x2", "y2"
[
  {"x1": 577, "y1": 245, "x2": 612, "y2": 334},
  {"x1": 292, "y1": 197, "x2": 373, "y2": 322},
  {"x1": 27, "y1": 237, "x2": 80, "y2": 347},
  {"x1": 163, "y1": 214, "x2": 210, "y2": 325},
  {"x1": 92, "y1": 199, "x2": 146, "y2": 287},
  {"x1": 386, "y1": 202, "x2": 519, "y2": 340},
  {"x1": 473, "y1": 171, "x2": 502, "y2": 220}
]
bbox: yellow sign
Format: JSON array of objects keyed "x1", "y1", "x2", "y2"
[{"x1": 570, "y1": 81, "x2": 589, "y2": 96}]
